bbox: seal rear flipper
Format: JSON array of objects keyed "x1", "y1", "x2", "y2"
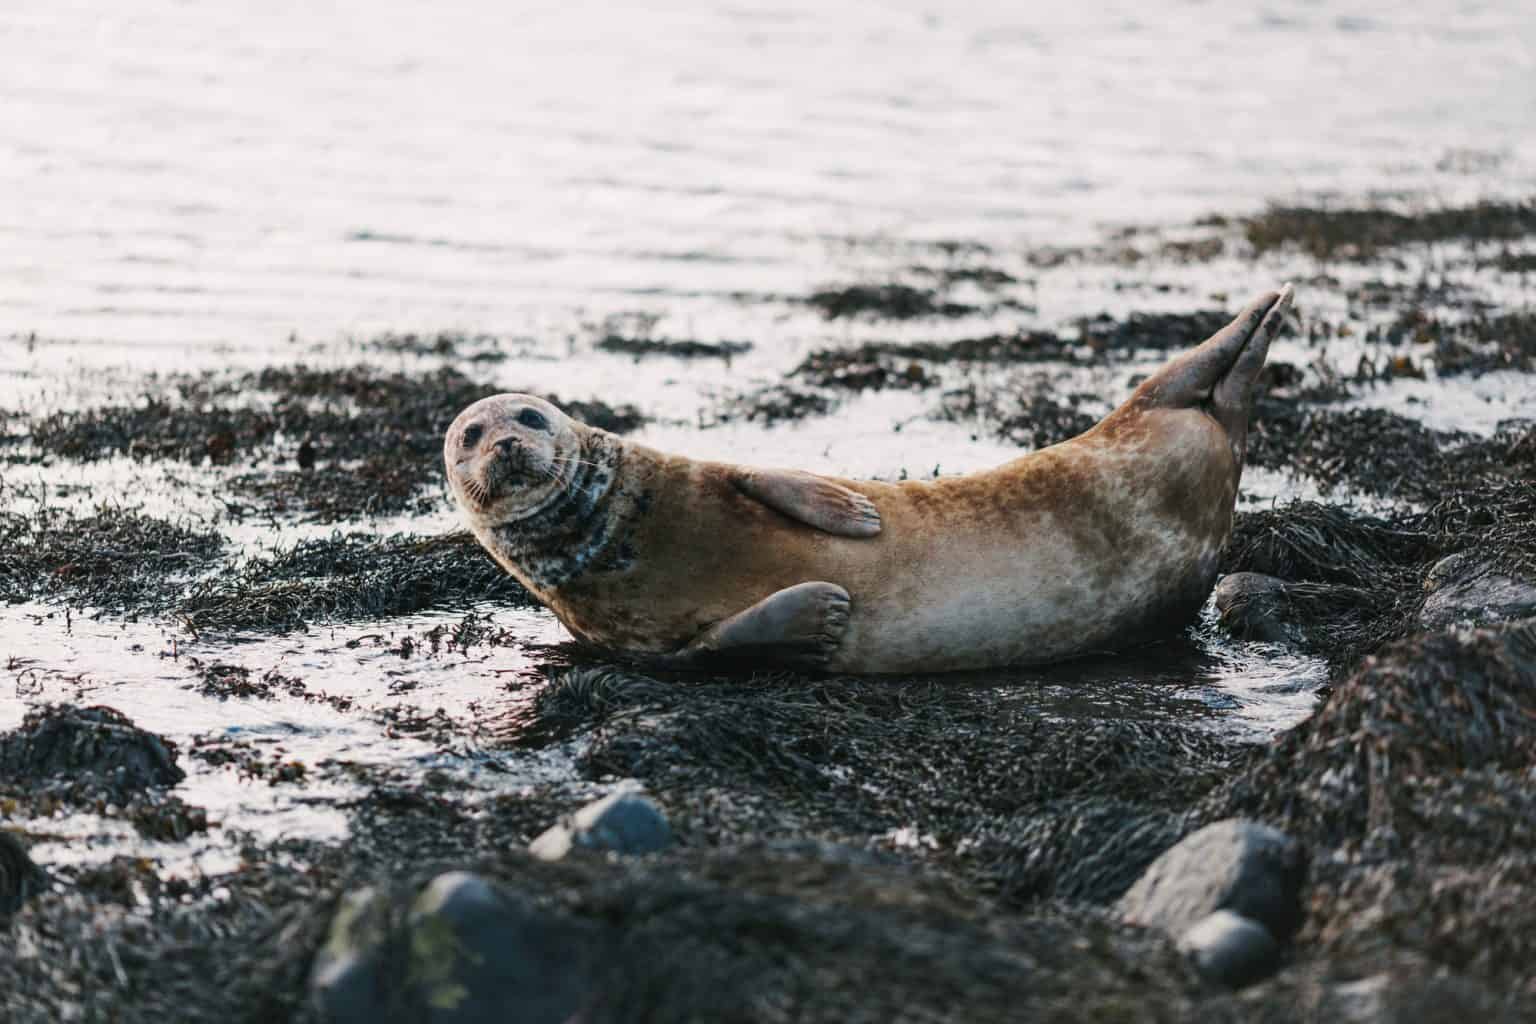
[
  {"x1": 649, "y1": 581, "x2": 852, "y2": 670},
  {"x1": 1131, "y1": 285, "x2": 1294, "y2": 428},
  {"x1": 732, "y1": 468, "x2": 882, "y2": 538}
]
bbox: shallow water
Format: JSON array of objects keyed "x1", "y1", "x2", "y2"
[
  {"x1": 3, "y1": 0, "x2": 1535, "y2": 865},
  {"x1": 4, "y1": 0, "x2": 1535, "y2": 348}
]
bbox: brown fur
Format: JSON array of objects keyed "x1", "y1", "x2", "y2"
[
  {"x1": 541, "y1": 408, "x2": 1235, "y2": 672},
  {"x1": 447, "y1": 287, "x2": 1292, "y2": 673}
]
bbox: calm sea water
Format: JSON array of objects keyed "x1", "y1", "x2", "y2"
[{"x1": 2, "y1": 0, "x2": 1533, "y2": 349}]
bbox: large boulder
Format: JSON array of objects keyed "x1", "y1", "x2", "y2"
[
  {"x1": 311, "y1": 871, "x2": 595, "y2": 1024},
  {"x1": 1118, "y1": 819, "x2": 1306, "y2": 988},
  {"x1": 1420, "y1": 554, "x2": 1536, "y2": 632},
  {"x1": 1118, "y1": 819, "x2": 1306, "y2": 941}
]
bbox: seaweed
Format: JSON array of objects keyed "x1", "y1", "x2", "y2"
[
  {"x1": 1245, "y1": 198, "x2": 1536, "y2": 259},
  {"x1": 1381, "y1": 310, "x2": 1536, "y2": 377},
  {"x1": 0, "y1": 704, "x2": 184, "y2": 795},
  {"x1": 1221, "y1": 481, "x2": 1536, "y2": 670},
  {"x1": 935, "y1": 379, "x2": 1101, "y2": 451},
  {"x1": 0, "y1": 506, "x2": 223, "y2": 610},
  {"x1": 363, "y1": 330, "x2": 508, "y2": 362},
  {"x1": 1076, "y1": 309, "x2": 1234, "y2": 354},
  {"x1": 597, "y1": 335, "x2": 752, "y2": 360},
  {"x1": 1245, "y1": 403, "x2": 1531, "y2": 503},
  {"x1": 177, "y1": 531, "x2": 535, "y2": 635},
  {"x1": 706, "y1": 384, "x2": 839, "y2": 426},
  {"x1": 17, "y1": 363, "x2": 643, "y2": 522},
  {"x1": 807, "y1": 284, "x2": 979, "y2": 320},
  {"x1": 792, "y1": 350, "x2": 936, "y2": 391}
]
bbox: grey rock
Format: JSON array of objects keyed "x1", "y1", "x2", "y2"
[
  {"x1": 530, "y1": 791, "x2": 672, "y2": 861},
  {"x1": 311, "y1": 871, "x2": 594, "y2": 1024},
  {"x1": 0, "y1": 830, "x2": 48, "y2": 915},
  {"x1": 1177, "y1": 909, "x2": 1279, "y2": 989},
  {"x1": 1420, "y1": 554, "x2": 1536, "y2": 632},
  {"x1": 310, "y1": 887, "x2": 391, "y2": 1023},
  {"x1": 1117, "y1": 819, "x2": 1306, "y2": 942},
  {"x1": 1213, "y1": 573, "x2": 1297, "y2": 643}
]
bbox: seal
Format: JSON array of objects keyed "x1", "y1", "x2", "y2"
[{"x1": 445, "y1": 285, "x2": 1293, "y2": 673}]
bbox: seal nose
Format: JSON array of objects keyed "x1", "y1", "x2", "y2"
[{"x1": 494, "y1": 436, "x2": 517, "y2": 455}]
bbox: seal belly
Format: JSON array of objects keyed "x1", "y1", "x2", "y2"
[{"x1": 828, "y1": 413, "x2": 1235, "y2": 673}]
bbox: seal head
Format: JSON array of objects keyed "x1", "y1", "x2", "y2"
[{"x1": 444, "y1": 395, "x2": 583, "y2": 528}]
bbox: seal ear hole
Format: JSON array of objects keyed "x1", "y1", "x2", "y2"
[
  {"x1": 462, "y1": 423, "x2": 484, "y2": 447},
  {"x1": 517, "y1": 408, "x2": 550, "y2": 431}
]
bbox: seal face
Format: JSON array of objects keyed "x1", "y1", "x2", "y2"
[
  {"x1": 446, "y1": 286, "x2": 1294, "y2": 673},
  {"x1": 445, "y1": 396, "x2": 648, "y2": 593}
]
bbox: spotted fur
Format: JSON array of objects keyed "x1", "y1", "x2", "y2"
[{"x1": 488, "y1": 432, "x2": 647, "y2": 591}]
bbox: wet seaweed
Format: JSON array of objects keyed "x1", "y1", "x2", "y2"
[
  {"x1": 1221, "y1": 479, "x2": 1536, "y2": 668},
  {"x1": 909, "y1": 264, "x2": 1021, "y2": 289},
  {"x1": 1245, "y1": 403, "x2": 1533, "y2": 503},
  {"x1": 188, "y1": 659, "x2": 355, "y2": 711},
  {"x1": 1076, "y1": 309, "x2": 1234, "y2": 354},
  {"x1": 1183, "y1": 619, "x2": 1536, "y2": 994},
  {"x1": 597, "y1": 334, "x2": 752, "y2": 360},
  {"x1": 792, "y1": 332, "x2": 1079, "y2": 384},
  {"x1": 17, "y1": 363, "x2": 643, "y2": 521},
  {"x1": 0, "y1": 831, "x2": 48, "y2": 916},
  {"x1": 935, "y1": 378, "x2": 1101, "y2": 450},
  {"x1": 706, "y1": 384, "x2": 839, "y2": 426},
  {"x1": 177, "y1": 531, "x2": 534, "y2": 635},
  {"x1": 1204, "y1": 615, "x2": 1536, "y2": 857},
  {"x1": 0, "y1": 704, "x2": 185, "y2": 795},
  {"x1": 806, "y1": 283, "x2": 980, "y2": 320},
  {"x1": 0, "y1": 506, "x2": 223, "y2": 610},
  {"x1": 363, "y1": 329, "x2": 508, "y2": 362},
  {"x1": 522, "y1": 667, "x2": 1236, "y2": 904},
  {"x1": 1245, "y1": 198, "x2": 1536, "y2": 259},
  {"x1": 792, "y1": 350, "x2": 936, "y2": 391},
  {"x1": 1369, "y1": 310, "x2": 1536, "y2": 377},
  {"x1": 225, "y1": 463, "x2": 445, "y2": 525},
  {"x1": 1489, "y1": 251, "x2": 1536, "y2": 274}
]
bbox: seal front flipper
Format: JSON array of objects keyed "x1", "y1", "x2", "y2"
[
  {"x1": 656, "y1": 581, "x2": 852, "y2": 670},
  {"x1": 731, "y1": 468, "x2": 882, "y2": 538}
]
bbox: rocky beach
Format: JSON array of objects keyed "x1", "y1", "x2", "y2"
[{"x1": 3, "y1": 2, "x2": 1535, "y2": 1020}]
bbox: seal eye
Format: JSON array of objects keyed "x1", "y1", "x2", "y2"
[
  {"x1": 516, "y1": 408, "x2": 549, "y2": 431},
  {"x1": 462, "y1": 423, "x2": 483, "y2": 447}
]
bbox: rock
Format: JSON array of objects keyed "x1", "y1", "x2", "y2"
[
  {"x1": 0, "y1": 830, "x2": 48, "y2": 915},
  {"x1": 1117, "y1": 819, "x2": 1306, "y2": 943},
  {"x1": 1213, "y1": 573, "x2": 1296, "y2": 643},
  {"x1": 1420, "y1": 554, "x2": 1536, "y2": 632},
  {"x1": 310, "y1": 887, "x2": 391, "y2": 1023},
  {"x1": 0, "y1": 704, "x2": 184, "y2": 796},
  {"x1": 529, "y1": 791, "x2": 672, "y2": 862},
  {"x1": 311, "y1": 871, "x2": 594, "y2": 1024},
  {"x1": 1324, "y1": 973, "x2": 1391, "y2": 1023},
  {"x1": 1176, "y1": 909, "x2": 1279, "y2": 989}
]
